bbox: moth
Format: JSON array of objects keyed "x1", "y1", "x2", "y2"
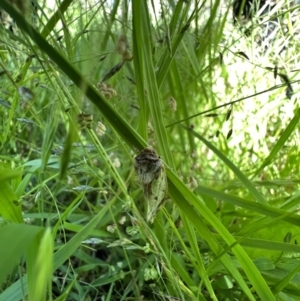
[{"x1": 134, "y1": 147, "x2": 168, "y2": 223}]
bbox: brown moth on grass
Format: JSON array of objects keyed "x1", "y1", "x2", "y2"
[{"x1": 134, "y1": 148, "x2": 168, "y2": 223}]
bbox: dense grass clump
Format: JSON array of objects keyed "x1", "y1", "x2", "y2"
[{"x1": 0, "y1": 1, "x2": 300, "y2": 300}]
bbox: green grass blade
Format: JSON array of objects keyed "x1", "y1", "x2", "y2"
[
  {"x1": 133, "y1": 1, "x2": 174, "y2": 165},
  {"x1": 156, "y1": 3, "x2": 196, "y2": 89},
  {"x1": 196, "y1": 185, "x2": 300, "y2": 226},
  {"x1": 132, "y1": 1, "x2": 148, "y2": 139},
  {"x1": 40, "y1": 0, "x2": 74, "y2": 38},
  {"x1": 0, "y1": 181, "x2": 23, "y2": 223},
  {"x1": 27, "y1": 228, "x2": 53, "y2": 301},
  {"x1": 181, "y1": 124, "x2": 267, "y2": 204},
  {"x1": 41, "y1": 106, "x2": 59, "y2": 172},
  {"x1": 253, "y1": 109, "x2": 300, "y2": 178}
]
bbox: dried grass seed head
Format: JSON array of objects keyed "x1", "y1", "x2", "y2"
[
  {"x1": 116, "y1": 35, "x2": 129, "y2": 55},
  {"x1": 78, "y1": 113, "x2": 93, "y2": 129},
  {"x1": 18, "y1": 86, "x2": 35, "y2": 101},
  {"x1": 96, "y1": 121, "x2": 106, "y2": 136},
  {"x1": 97, "y1": 82, "x2": 117, "y2": 99},
  {"x1": 116, "y1": 35, "x2": 133, "y2": 61},
  {"x1": 169, "y1": 97, "x2": 177, "y2": 112}
]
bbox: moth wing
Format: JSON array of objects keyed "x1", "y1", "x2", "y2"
[{"x1": 146, "y1": 166, "x2": 168, "y2": 223}]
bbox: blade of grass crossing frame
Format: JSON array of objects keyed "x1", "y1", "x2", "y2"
[
  {"x1": 181, "y1": 125, "x2": 267, "y2": 204},
  {"x1": 168, "y1": 0, "x2": 185, "y2": 36},
  {"x1": 41, "y1": 106, "x2": 59, "y2": 172},
  {"x1": 196, "y1": 185, "x2": 300, "y2": 226},
  {"x1": 60, "y1": 118, "x2": 76, "y2": 180},
  {"x1": 101, "y1": 0, "x2": 120, "y2": 47},
  {"x1": 136, "y1": 1, "x2": 174, "y2": 166},
  {"x1": 253, "y1": 108, "x2": 300, "y2": 178},
  {"x1": 156, "y1": 5, "x2": 197, "y2": 89},
  {"x1": 41, "y1": 0, "x2": 74, "y2": 38},
  {"x1": 215, "y1": 234, "x2": 300, "y2": 253},
  {"x1": 179, "y1": 215, "x2": 218, "y2": 300},
  {"x1": 168, "y1": 62, "x2": 196, "y2": 151},
  {"x1": 132, "y1": 1, "x2": 148, "y2": 139},
  {"x1": 132, "y1": 4, "x2": 177, "y2": 291},
  {"x1": 27, "y1": 228, "x2": 53, "y2": 301}
]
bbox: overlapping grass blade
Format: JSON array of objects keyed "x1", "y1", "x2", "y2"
[
  {"x1": 180, "y1": 124, "x2": 267, "y2": 204},
  {"x1": 253, "y1": 108, "x2": 300, "y2": 178},
  {"x1": 196, "y1": 185, "x2": 300, "y2": 226},
  {"x1": 167, "y1": 170, "x2": 275, "y2": 301}
]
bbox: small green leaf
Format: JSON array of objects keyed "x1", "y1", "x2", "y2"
[{"x1": 0, "y1": 182, "x2": 23, "y2": 223}]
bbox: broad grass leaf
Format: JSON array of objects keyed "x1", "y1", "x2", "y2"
[
  {"x1": 0, "y1": 168, "x2": 22, "y2": 182},
  {"x1": 196, "y1": 185, "x2": 300, "y2": 226},
  {"x1": 0, "y1": 224, "x2": 43, "y2": 288},
  {"x1": 243, "y1": 222, "x2": 300, "y2": 260},
  {"x1": 0, "y1": 181, "x2": 23, "y2": 223},
  {"x1": 253, "y1": 257, "x2": 276, "y2": 271}
]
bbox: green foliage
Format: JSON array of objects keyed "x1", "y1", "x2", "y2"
[{"x1": 0, "y1": 0, "x2": 300, "y2": 300}]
